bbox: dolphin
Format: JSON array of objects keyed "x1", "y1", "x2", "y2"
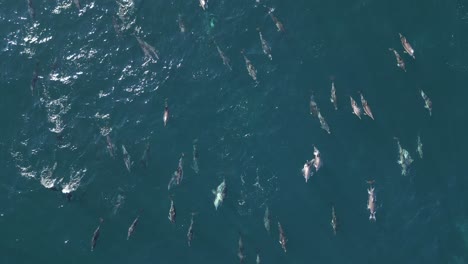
[{"x1": 399, "y1": 33, "x2": 415, "y2": 59}]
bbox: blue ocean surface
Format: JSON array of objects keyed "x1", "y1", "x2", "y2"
[{"x1": 1, "y1": 0, "x2": 468, "y2": 263}]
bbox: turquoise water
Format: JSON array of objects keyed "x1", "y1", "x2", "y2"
[{"x1": 1, "y1": 0, "x2": 468, "y2": 263}]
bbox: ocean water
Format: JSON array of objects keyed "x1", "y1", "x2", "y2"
[{"x1": 1, "y1": 0, "x2": 468, "y2": 263}]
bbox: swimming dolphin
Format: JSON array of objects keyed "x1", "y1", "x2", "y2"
[
  {"x1": 367, "y1": 181, "x2": 377, "y2": 221},
  {"x1": 199, "y1": 0, "x2": 207, "y2": 10},
  {"x1": 278, "y1": 221, "x2": 287, "y2": 253},
  {"x1": 360, "y1": 92, "x2": 375, "y2": 120},
  {"x1": 420, "y1": 89, "x2": 432, "y2": 116},
  {"x1": 309, "y1": 93, "x2": 320, "y2": 117},
  {"x1": 168, "y1": 198, "x2": 176, "y2": 223},
  {"x1": 31, "y1": 62, "x2": 39, "y2": 95},
  {"x1": 90, "y1": 218, "x2": 104, "y2": 251},
  {"x1": 399, "y1": 33, "x2": 415, "y2": 59},
  {"x1": 168, "y1": 153, "x2": 184, "y2": 190},
  {"x1": 187, "y1": 212, "x2": 196, "y2": 247},
  {"x1": 106, "y1": 134, "x2": 115, "y2": 158},
  {"x1": 212, "y1": 179, "x2": 226, "y2": 210},
  {"x1": 122, "y1": 145, "x2": 132, "y2": 172},
  {"x1": 163, "y1": 98, "x2": 169, "y2": 126},
  {"x1": 350, "y1": 96, "x2": 362, "y2": 119},
  {"x1": 257, "y1": 28, "x2": 272, "y2": 60},
  {"x1": 241, "y1": 50, "x2": 258, "y2": 82},
  {"x1": 136, "y1": 37, "x2": 159, "y2": 62},
  {"x1": 268, "y1": 9, "x2": 285, "y2": 32},
  {"x1": 177, "y1": 14, "x2": 186, "y2": 33},
  {"x1": 417, "y1": 135, "x2": 423, "y2": 159},
  {"x1": 330, "y1": 79, "x2": 338, "y2": 110},
  {"x1": 214, "y1": 41, "x2": 232, "y2": 71},
  {"x1": 389, "y1": 48, "x2": 406, "y2": 72},
  {"x1": 312, "y1": 146, "x2": 322, "y2": 172},
  {"x1": 331, "y1": 206, "x2": 337, "y2": 235},
  {"x1": 318, "y1": 111, "x2": 331, "y2": 134},
  {"x1": 140, "y1": 142, "x2": 150, "y2": 168},
  {"x1": 238, "y1": 233, "x2": 246, "y2": 263},
  {"x1": 27, "y1": 0, "x2": 35, "y2": 20},
  {"x1": 74, "y1": 0, "x2": 81, "y2": 9},
  {"x1": 263, "y1": 206, "x2": 271, "y2": 233},
  {"x1": 127, "y1": 213, "x2": 140, "y2": 240},
  {"x1": 191, "y1": 141, "x2": 200, "y2": 174},
  {"x1": 394, "y1": 137, "x2": 413, "y2": 176},
  {"x1": 302, "y1": 160, "x2": 312, "y2": 182}
]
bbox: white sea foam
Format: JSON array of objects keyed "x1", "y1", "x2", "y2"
[
  {"x1": 40, "y1": 162, "x2": 59, "y2": 188},
  {"x1": 61, "y1": 168, "x2": 87, "y2": 193}
]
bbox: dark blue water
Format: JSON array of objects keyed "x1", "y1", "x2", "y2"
[{"x1": 1, "y1": 0, "x2": 468, "y2": 263}]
